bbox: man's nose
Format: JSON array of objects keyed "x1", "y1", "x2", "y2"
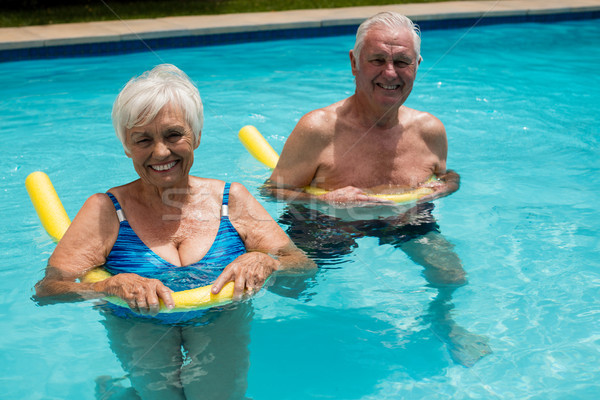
[{"x1": 382, "y1": 61, "x2": 396, "y2": 76}]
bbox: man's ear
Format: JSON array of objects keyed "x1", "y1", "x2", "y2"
[
  {"x1": 194, "y1": 131, "x2": 201, "y2": 149},
  {"x1": 349, "y1": 50, "x2": 358, "y2": 76}
]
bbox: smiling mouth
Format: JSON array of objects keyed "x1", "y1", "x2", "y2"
[
  {"x1": 150, "y1": 161, "x2": 178, "y2": 171},
  {"x1": 377, "y1": 83, "x2": 400, "y2": 90}
]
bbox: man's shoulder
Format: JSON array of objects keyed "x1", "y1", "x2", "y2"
[
  {"x1": 402, "y1": 107, "x2": 445, "y2": 137},
  {"x1": 294, "y1": 100, "x2": 345, "y2": 140},
  {"x1": 302, "y1": 100, "x2": 343, "y2": 124}
]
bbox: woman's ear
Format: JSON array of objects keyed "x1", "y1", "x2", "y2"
[{"x1": 194, "y1": 131, "x2": 201, "y2": 149}]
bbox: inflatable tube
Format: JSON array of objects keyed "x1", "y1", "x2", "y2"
[
  {"x1": 238, "y1": 125, "x2": 434, "y2": 204},
  {"x1": 25, "y1": 171, "x2": 71, "y2": 242},
  {"x1": 82, "y1": 267, "x2": 235, "y2": 312},
  {"x1": 26, "y1": 172, "x2": 235, "y2": 313}
]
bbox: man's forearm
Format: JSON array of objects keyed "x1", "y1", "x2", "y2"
[
  {"x1": 260, "y1": 181, "x2": 318, "y2": 204},
  {"x1": 418, "y1": 170, "x2": 460, "y2": 203},
  {"x1": 438, "y1": 169, "x2": 460, "y2": 194}
]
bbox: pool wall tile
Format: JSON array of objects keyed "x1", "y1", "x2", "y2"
[{"x1": 1, "y1": 1, "x2": 599, "y2": 62}]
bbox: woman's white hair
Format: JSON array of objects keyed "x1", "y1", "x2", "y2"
[
  {"x1": 112, "y1": 64, "x2": 203, "y2": 150},
  {"x1": 353, "y1": 12, "x2": 422, "y2": 68}
]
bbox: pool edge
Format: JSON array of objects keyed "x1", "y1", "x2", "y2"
[{"x1": 1, "y1": 0, "x2": 599, "y2": 62}]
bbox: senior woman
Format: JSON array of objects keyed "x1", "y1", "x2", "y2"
[{"x1": 34, "y1": 64, "x2": 314, "y2": 399}]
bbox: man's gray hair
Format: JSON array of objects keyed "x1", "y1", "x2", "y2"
[{"x1": 353, "y1": 12, "x2": 422, "y2": 67}]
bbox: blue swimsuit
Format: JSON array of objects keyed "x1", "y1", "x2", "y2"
[{"x1": 103, "y1": 183, "x2": 246, "y2": 325}]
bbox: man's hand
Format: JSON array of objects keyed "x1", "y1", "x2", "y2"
[
  {"x1": 318, "y1": 186, "x2": 392, "y2": 206},
  {"x1": 418, "y1": 170, "x2": 460, "y2": 203}
]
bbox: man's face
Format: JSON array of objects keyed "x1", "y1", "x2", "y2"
[{"x1": 351, "y1": 27, "x2": 420, "y2": 109}]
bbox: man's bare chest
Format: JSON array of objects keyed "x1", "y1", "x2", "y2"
[{"x1": 315, "y1": 135, "x2": 436, "y2": 188}]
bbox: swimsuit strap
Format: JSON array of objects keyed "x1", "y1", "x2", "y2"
[
  {"x1": 223, "y1": 183, "x2": 231, "y2": 205},
  {"x1": 106, "y1": 192, "x2": 126, "y2": 223},
  {"x1": 222, "y1": 183, "x2": 231, "y2": 217}
]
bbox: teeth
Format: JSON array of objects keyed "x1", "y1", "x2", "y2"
[
  {"x1": 379, "y1": 84, "x2": 399, "y2": 90},
  {"x1": 151, "y1": 161, "x2": 176, "y2": 171}
]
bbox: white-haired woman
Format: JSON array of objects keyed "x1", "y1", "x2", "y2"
[{"x1": 35, "y1": 64, "x2": 314, "y2": 399}]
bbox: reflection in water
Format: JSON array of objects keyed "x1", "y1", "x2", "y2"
[
  {"x1": 99, "y1": 303, "x2": 253, "y2": 400},
  {"x1": 276, "y1": 202, "x2": 492, "y2": 367}
]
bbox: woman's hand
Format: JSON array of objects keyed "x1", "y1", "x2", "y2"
[
  {"x1": 210, "y1": 252, "x2": 280, "y2": 299},
  {"x1": 93, "y1": 273, "x2": 175, "y2": 315}
]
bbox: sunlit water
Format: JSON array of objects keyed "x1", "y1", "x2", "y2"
[{"x1": 1, "y1": 18, "x2": 599, "y2": 399}]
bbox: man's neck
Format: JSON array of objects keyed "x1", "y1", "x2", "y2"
[{"x1": 350, "y1": 94, "x2": 402, "y2": 130}]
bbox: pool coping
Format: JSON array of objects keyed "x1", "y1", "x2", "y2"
[{"x1": 1, "y1": 0, "x2": 599, "y2": 62}]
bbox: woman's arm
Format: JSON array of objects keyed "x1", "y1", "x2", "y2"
[
  {"x1": 33, "y1": 193, "x2": 175, "y2": 314},
  {"x1": 211, "y1": 182, "x2": 316, "y2": 298},
  {"x1": 33, "y1": 193, "x2": 119, "y2": 301}
]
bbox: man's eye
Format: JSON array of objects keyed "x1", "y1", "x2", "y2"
[{"x1": 371, "y1": 59, "x2": 385, "y2": 65}]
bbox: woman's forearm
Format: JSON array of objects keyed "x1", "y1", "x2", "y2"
[
  {"x1": 33, "y1": 265, "x2": 103, "y2": 305},
  {"x1": 271, "y1": 244, "x2": 316, "y2": 271}
]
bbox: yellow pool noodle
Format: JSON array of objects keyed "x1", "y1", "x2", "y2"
[
  {"x1": 26, "y1": 172, "x2": 235, "y2": 313},
  {"x1": 303, "y1": 185, "x2": 434, "y2": 203},
  {"x1": 25, "y1": 171, "x2": 71, "y2": 242},
  {"x1": 238, "y1": 125, "x2": 434, "y2": 204},
  {"x1": 239, "y1": 125, "x2": 280, "y2": 169},
  {"x1": 82, "y1": 267, "x2": 235, "y2": 312}
]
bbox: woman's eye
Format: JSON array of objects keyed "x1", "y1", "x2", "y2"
[{"x1": 167, "y1": 132, "x2": 183, "y2": 141}]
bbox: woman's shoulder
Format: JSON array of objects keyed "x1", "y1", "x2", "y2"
[
  {"x1": 71, "y1": 192, "x2": 120, "y2": 230},
  {"x1": 104, "y1": 180, "x2": 140, "y2": 202},
  {"x1": 186, "y1": 177, "x2": 248, "y2": 204},
  {"x1": 189, "y1": 176, "x2": 226, "y2": 191},
  {"x1": 189, "y1": 176, "x2": 246, "y2": 188},
  {"x1": 228, "y1": 181, "x2": 250, "y2": 197},
  {"x1": 84, "y1": 192, "x2": 116, "y2": 210},
  {"x1": 201, "y1": 180, "x2": 252, "y2": 205}
]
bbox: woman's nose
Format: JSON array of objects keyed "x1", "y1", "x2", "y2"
[{"x1": 152, "y1": 140, "x2": 171, "y2": 158}]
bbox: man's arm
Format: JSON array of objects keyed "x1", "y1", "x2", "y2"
[
  {"x1": 417, "y1": 112, "x2": 460, "y2": 201},
  {"x1": 264, "y1": 111, "x2": 328, "y2": 202}
]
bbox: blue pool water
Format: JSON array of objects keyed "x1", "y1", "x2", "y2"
[{"x1": 1, "y1": 18, "x2": 599, "y2": 399}]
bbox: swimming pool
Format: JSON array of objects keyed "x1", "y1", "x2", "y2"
[{"x1": 2, "y1": 17, "x2": 599, "y2": 399}]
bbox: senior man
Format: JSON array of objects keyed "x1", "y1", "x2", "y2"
[{"x1": 266, "y1": 12, "x2": 491, "y2": 367}]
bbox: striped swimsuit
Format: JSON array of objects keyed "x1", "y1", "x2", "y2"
[{"x1": 103, "y1": 183, "x2": 246, "y2": 324}]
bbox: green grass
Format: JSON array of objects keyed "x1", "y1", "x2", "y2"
[{"x1": 0, "y1": 0, "x2": 461, "y2": 28}]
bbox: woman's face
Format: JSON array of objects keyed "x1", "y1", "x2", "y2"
[{"x1": 124, "y1": 103, "x2": 199, "y2": 189}]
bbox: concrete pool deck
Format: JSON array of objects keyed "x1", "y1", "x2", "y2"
[{"x1": 1, "y1": 0, "x2": 599, "y2": 60}]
